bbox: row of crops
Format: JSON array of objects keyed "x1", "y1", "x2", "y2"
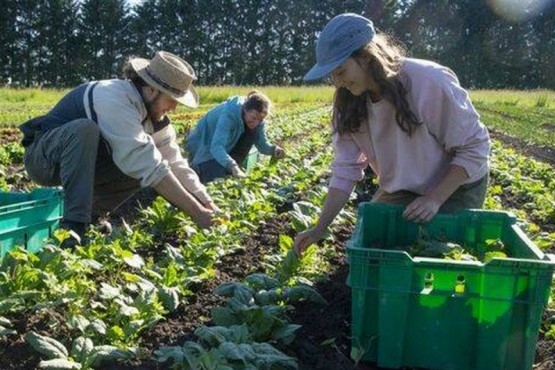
[
  {"x1": 0, "y1": 90, "x2": 554, "y2": 369},
  {"x1": 0, "y1": 103, "x2": 355, "y2": 369}
]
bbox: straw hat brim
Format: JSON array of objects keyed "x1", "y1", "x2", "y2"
[{"x1": 130, "y1": 58, "x2": 199, "y2": 108}]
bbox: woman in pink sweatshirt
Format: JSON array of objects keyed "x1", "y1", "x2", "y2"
[{"x1": 295, "y1": 13, "x2": 490, "y2": 255}]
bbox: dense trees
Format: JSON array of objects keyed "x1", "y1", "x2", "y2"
[{"x1": 0, "y1": 0, "x2": 553, "y2": 88}]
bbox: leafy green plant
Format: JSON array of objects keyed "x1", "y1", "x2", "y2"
[
  {"x1": 155, "y1": 325, "x2": 297, "y2": 370},
  {"x1": 1, "y1": 105, "x2": 339, "y2": 366},
  {"x1": 0, "y1": 316, "x2": 17, "y2": 338},
  {"x1": 211, "y1": 274, "x2": 325, "y2": 344},
  {"x1": 264, "y1": 235, "x2": 322, "y2": 285},
  {"x1": 405, "y1": 227, "x2": 508, "y2": 263},
  {"x1": 289, "y1": 201, "x2": 320, "y2": 233},
  {"x1": 139, "y1": 197, "x2": 183, "y2": 235},
  {"x1": 93, "y1": 282, "x2": 166, "y2": 345},
  {"x1": 26, "y1": 331, "x2": 131, "y2": 369}
]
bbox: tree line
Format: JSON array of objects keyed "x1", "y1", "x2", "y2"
[{"x1": 1, "y1": 0, "x2": 554, "y2": 89}]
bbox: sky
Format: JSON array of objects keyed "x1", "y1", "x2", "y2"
[{"x1": 127, "y1": 0, "x2": 144, "y2": 6}]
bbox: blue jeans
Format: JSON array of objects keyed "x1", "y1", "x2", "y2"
[
  {"x1": 195, "y1": 127, "x2": 257, "y2": 183},
  {"x1": 195, "y1": 159, "x2": 230, "y2": 184}
]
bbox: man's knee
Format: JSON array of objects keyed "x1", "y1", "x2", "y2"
[
  {"x1": 67, "y1": 118, "x2": 99, "y2": 140},
  {"x1": 57, "y1": 119, "x2": 100, "y2": 154}
]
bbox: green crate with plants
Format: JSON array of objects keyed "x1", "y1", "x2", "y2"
[{"x1": 347, "y1": 202, "x2": 555, "y2": 370}]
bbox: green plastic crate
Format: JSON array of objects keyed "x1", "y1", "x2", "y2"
[
  {"x1": 241, "y1": 147, "x2": 259, "y2": 173},
  {"x1": 0, "y1": 188, "x2": 63, "y2": 257},
  {"x1": 346, "y1": 203, "x2": 555, "y2": 370}
]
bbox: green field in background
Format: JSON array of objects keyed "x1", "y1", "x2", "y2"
[{"x1": 1, "y1": 87, "x2": 554, "y2": 149}]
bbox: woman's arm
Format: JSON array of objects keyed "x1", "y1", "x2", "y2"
[
  {"x1": 403, "y1": 164, "x2": 468, "y2": 222},
  {"x1": 294, "y1": 114, "x2": 366, "y2": 256},
  {"x1": 210, "y1": 114, "x2": 237, "y2": 169},
  {"x1": 254, "y1": 123, "x2": 276, "y2": 155},
  {"x1": 294, "y1": 187, "x2": 351, "y2": 256},
  {"x1": 407, "y1": 64, "x2": 490, "y2": 221}
]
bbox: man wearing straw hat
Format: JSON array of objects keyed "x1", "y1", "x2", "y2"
[{"x1": 20, "y1": 51, "x2": 216, "y2": 246}]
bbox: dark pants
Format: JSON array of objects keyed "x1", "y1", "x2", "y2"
[
  {"x1": 24, "y1": 118, "x2": 140, "y2": 223},
  {"x1": 196, "y1": 128, "x2": 257, "y2": 184},
  {"x1": 371, "y1": 174, "x2": 489, "y2": 214}
]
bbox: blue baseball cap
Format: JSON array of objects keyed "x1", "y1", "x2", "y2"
[{"x1": 304, "y1": 13, "x2": 375, "y2": 81}]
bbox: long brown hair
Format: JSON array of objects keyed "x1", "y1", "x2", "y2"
[
  {"x1": 333, "y1": 34, "x2": 421, "y2": 136},
  {"x1": 122, "y1": 57, "x2": 148, "y2": 88}
]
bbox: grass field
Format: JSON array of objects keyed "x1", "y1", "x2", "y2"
[
  {"x1": 2, "y1": 86, "x2": 553, "y2": 106},
  {"x1": 2, "y1": 87, "x2": 555, "y2": 150},
  {"x1": 2, "y1": 86, "x2": 555, "y2": 151}
]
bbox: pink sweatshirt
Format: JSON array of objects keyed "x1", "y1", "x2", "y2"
[{"x1": 329, "y1": 58, "x2": 490, "y2": 195}]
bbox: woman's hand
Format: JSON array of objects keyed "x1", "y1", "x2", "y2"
[
  {"x1": 403, "y1": 195, "x2": 442, "y2": 223},
  {"x1": 403, "y1": 165, "x2": 469, "y2": 223},
  {"x1": 274, "y1": 146, "x2": 286, "y2": 159},
  {"x1": 229, "y1": 163, "x2": 247, "y2": 178},
  {"x1": 294, "y1": 226, "x2": 325, "y2": 256}
]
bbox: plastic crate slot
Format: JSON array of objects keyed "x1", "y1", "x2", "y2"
[
  {"x1": 454, "y1": 275, "x2": 466, "y2": 295},
  {"x1": 0, "y1": 188, "x2": 63, "y2": 258},
  {"x1": 421, "y1": 272, "x2": 434, "y2": 295}
]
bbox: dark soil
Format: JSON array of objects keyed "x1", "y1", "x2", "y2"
[
  {"x1": 288, "y1": 223, "x2": 371, "y2": 370},
  {"x1": 535, "y1": 309, "x2": 555, "y2": 370},
  {"x1": 0, "y1": 127, "x2": 22, "y2": 145},
  {"x1": 109, "y1": 210, "x2": 394, "y2": 370},
  {"x1": 489, "y1": 128, "x2": 555, "y2": 167},
  {"x1": 102, "y1": 188, "x2": 158, "y2": 227},
  {"x1": 101, "y1": 213, "x2": 299, "y2": 369},
  {"x1": 0, "y1": 307, "x2": 77, "y2": 370},
  {"x1": 0, "y1": 212, "x2": 293, "y2": 370},
  {"x1": 2, "y1": 128, "x2": 555, "y2": 369}
]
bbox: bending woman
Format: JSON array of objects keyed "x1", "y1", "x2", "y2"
[
  {"x1": 295, "y1": 13, "x2": 490, "y2": 255},
  {"x1": 186, "y1": 90, "x2": 285, "y2": 183}
]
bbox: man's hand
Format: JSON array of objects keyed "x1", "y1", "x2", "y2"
[
  {"x1": 195, "y1": 209, "x2": 215, "y2": 229},
  {"x1": 230, "y1": 163, "x2": 247, "y2": 178},
  {"x1": 204, "y1": 201, "x2": 220, "y2": 212},
  {"x1": 154, "y1": 172, "x2": 216, "y2": 230}
]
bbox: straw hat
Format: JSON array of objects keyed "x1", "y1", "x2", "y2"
[{"x1": 130, "y1": 51, "x2": 199, "y2": 108}]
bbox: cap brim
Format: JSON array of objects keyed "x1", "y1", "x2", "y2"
[
  {"x1": 303, "y1": 58, "x2": 346, "y2": 81},
  {"x1": 173, "y1": 86, "x2": 199, "y2": 108}
]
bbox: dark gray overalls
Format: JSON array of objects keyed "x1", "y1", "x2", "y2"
[{"x1": 19, "y1": 82, "x2": 142, "y2": 226}]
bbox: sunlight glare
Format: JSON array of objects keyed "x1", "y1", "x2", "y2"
[{"x1": 487, "y1": 0, "x2": 554, "y2": 22}]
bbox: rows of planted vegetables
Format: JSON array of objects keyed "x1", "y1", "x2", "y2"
[{"x1": 0, "y1": 91, "x2": 554, "y2": 369}]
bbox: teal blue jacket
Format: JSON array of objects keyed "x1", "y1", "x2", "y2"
[{"x1": 185, "y1": 96, "x2": 275, "y2": 168}]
